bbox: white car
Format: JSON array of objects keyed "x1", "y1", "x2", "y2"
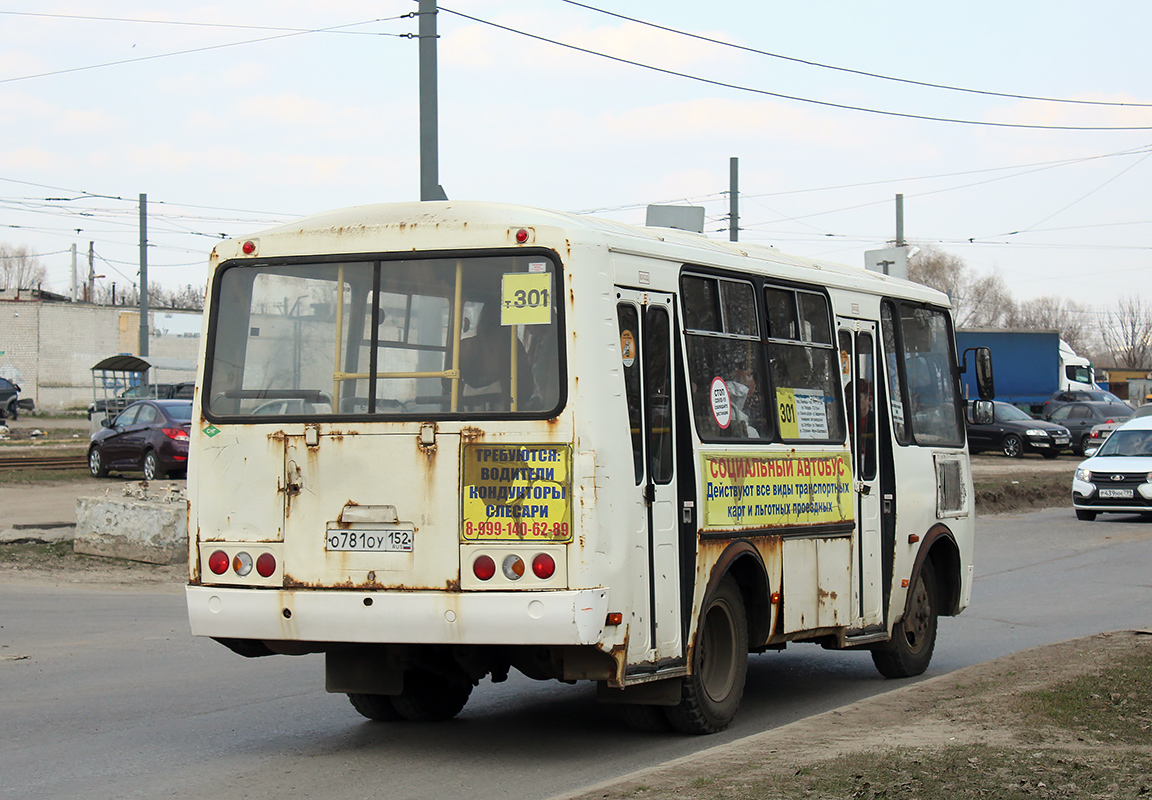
[{"x1": 1073, "y1": 415, "x2": 1152, "y2": 521}]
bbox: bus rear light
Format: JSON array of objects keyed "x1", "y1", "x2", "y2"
[
  {"x1": 242, "y1": 240, "x2": 257, "y2": 255},
  {"x1": 232, "y1": 551, "x2": 253, "y2": 577},
  {"x1": 605, "y1": 612, "x2": 623, "y2": 626},
  {"x1": 208, "y1": 550, "x2": 229, "y2": 575},
  {"x1": 531, "y1": 553, "x2": 555, "y2": 579},
  {"x1": 256, "y1": 552, "x2": 276, "y2": 578},
  {"x1": 502, "y1": 555, "x2": 525, "y2": 580},
  {"x1": 473, "y1": 555, "x2": 496, "y2": 581}
]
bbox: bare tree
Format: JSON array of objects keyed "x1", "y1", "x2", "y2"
[
  {"x1": 1005, "y1": 296, "x2": 1093, "y2": 354},
  {"x1": 1100, "y1": 296, "x2": 1152, "y2": 369},
  {"x1": 168, "y1": 283, "x2": 205, "y2": 311},
  {"x1": 907, "y1": 246, "x2": 1015, "y2": 328},
  {"x1": 0, "y1": 244, "x2": 48, "y2": 290}
]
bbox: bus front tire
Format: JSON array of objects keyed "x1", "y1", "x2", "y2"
[
  {"x1": 348, "y1": 693, "x2": 403, "y2": 722},
  {"x1": 665, "y1": 576, "x2": 748, "y2": 735},
  {"x1": 389, "y1": 669, "x2": 473, "y2": 722},
  {"x1": 871, "y1": 560, "x2": 937, "y2": 679}
]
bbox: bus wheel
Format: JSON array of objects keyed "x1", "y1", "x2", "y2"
[
  {"x1": 347, "y1": 693, "x2": 402, "y2": 722},
  {"x1": 390, "y1": 669, "x2": 473, "y2": 722},
  {"x1": 872, "y1": 560, "x2": 937, "y2": 679},
  {"x1": 665, "y1": 576, "x2": 748, "y2": 735}
]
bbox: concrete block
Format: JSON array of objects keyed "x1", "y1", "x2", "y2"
[
  {"x1": 0, "y1": 522, "x2": 76, "y2": 544},
  {"x1": 73, "y1": 493, "x2": 188, "y2": 565}
]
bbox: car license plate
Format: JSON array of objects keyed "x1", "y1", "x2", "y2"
[
  {"x1": 1054, "y1": 436, "x2": 1069, "y2": 444},
  {"x1": 326, "y1": 528, "x2": 413, "y2": 552},
  {"x1": 1099, "y1": 489, "x2": 1133, "y2": 499}
]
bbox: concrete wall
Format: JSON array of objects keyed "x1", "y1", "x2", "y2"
[{"x1": 0, "y1": 300, "x2": 201, "y2": 410}]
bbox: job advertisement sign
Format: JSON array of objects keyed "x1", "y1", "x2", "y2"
[
  {"x1": 461, "y1": 444, "x2": 573, "y2": 541},
  {"x1": 700, "y1": 451, "x2": 854, "y2": 530}
]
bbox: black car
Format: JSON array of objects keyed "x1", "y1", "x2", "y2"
[
  {"x1": 966, "y1": 401, "x2": 1071, "y2": 458},
  {"x1": 88, "y1": 399, "x2": 192, "y2": 480},
  {"x1": 0, "y1": 377, "x2": 18, "y2": 419},
  {"x1": 1038, "y1": 389, "x2": 1132, "y2": 419},
  {"x1": 1045, "y1": 401, "x2": 1133, "y2": 455}
]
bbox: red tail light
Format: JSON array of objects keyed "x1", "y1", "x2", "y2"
[
  {"x1": 532, "y1": 553, "x2": 556, "y2": 579},
  {"x1": 162, "y1": 427, "x2": 189, "y2": 441},
  {"x1": 256, "y1": 552, "x2": 276, "y2": 578},
  {"x1": 208, "y1": 550, "x2": 229, "y2": 575},
  {"x1": 473, "y1": 555, "x2": 496, "y2": 581}
]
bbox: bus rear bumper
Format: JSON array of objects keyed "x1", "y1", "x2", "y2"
[{"x1": 186, "y1": 585, "x2": 610, "y2": 646}]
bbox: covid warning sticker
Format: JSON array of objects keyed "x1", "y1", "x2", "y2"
[{"x1": 461, "y1": 444, "x2": 573, "y2": 541}]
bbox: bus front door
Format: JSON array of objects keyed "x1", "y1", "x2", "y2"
[
  {"x1": 838, "y1": 321, "x2": 884, "y2": 628},
  {"x1": 617, "y1": 290, "x2": 682, "y2": 664}
]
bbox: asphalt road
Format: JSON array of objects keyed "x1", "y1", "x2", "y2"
[{"x1": 2, "y1": 506, "x2": 1151, "y2": 800}]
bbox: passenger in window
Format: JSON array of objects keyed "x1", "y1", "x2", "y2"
[
  {"x1": 459, "y1": 303, "x2": 535, "y2": 407},
  {"x1": 727, "y1": 368, "x2": 760, "y2": 438}
]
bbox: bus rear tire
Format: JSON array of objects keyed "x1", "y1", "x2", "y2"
[
  {"x1": 348, "y1": 693, "x2": 403, "y2": 722},
  {"x1": 390, "y1": 669, "x2": 473, "y2": 722},
  {"x1": 665, "y1": 576, "x2": 747, "y2": 735},
  {"x1": 871, "y1": 560, "x2": 937, "y2": 679}
]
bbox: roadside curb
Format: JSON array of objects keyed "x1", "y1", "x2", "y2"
[{"x1": 0, "y1": 522, "x2": 76, "y2": 543}]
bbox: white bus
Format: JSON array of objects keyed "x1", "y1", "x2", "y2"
[{"x1": 186, "y1": 201, "x2": 992, "y2": 734}]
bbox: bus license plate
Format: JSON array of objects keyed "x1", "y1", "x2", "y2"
[
  {"x1": 326, "y1": 529, "x2": 414, "y2": 552},
  {"x1": 1099, "y1": 489, "x2": 1133, "y2": 499}
]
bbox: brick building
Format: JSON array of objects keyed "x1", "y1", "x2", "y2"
[{"x1": 0, "y1": 292, "x2": 201, "y2": 411}]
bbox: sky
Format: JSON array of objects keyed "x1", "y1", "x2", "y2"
[{"x1": 2, "y1": 1, "x2": 1151, "y2": 324}]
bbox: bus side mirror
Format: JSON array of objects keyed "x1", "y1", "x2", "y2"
[
  {"x1": 971, "y1": 399, "x2": 994, "y2": 425},
  {"x1": 961, "y1": 346, "x2": 995, "y2": 400}
]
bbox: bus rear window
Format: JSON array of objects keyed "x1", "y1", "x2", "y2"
[{"x1": 205, "y1": 254, "x2": 562, "y2": 419}]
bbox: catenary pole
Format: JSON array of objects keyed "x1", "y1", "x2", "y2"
[
  {"x1": 139, "y1": 193, "x2": 148, "y2": 357},
  {"x1": 729, "y1": 157, "x2": 739, "y2": 242},
  {"x1": 419, "y1": 0, "x2": 446, "y2": 201}
]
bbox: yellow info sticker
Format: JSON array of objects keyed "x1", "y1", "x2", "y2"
[
  {"x1": 462, "y1": 444, "x2": 572, "y2": 541},
  {"x1": 501, "y1": 272, "x2": 552, "y2": 326},
  {"x1": 700, "y1": 451, "x2": 854, "y2": 529}
]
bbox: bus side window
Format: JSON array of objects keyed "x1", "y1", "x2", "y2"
[{"x1": 681, "y1": 275, "x2": 770, "y2": 441}]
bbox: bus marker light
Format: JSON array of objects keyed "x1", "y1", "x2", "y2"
[
  {"x1": 473, "y1": 555, "x2": 496, "y2": 581},
  {"x1": 242, "y1": 240, "x2": 257, "y2": 255},
  {"x1": 502, "y1": 555, "x2": 525, "y2": 580},
  {"x1": 908, "y1": 534, "x2": 920, "y2": 544},
  {"x1": 256, "y1": 552, "x2": 276, "y2": 578},
  {"x1": 515, "y1": 228, "x2": 529, "y2": 244},
  {"x1": 232, "y1": 551, "x2": 253, "y2": 577},
  {"x1": 605, "y1": 612, "x2": 623, "y2": 626},
  {"x1": 208, "y1": 550, "x2": 229, "y2": 575},
  {"x1": 901, "y1": 579, "x2": 910, "y2": 588},
  {"x1": 532, "y1": 553, "x2": 555, "y2": 579}
]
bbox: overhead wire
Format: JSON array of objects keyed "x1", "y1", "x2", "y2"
[
  {"x1": 557, "y1": 0, "x2": 1152, "y2": 108},
  {"x1": 438, "y1": 6, "x2": 1152, "y2": 130}
]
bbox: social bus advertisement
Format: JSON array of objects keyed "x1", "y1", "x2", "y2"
[
  {"x1": 461, "y1": 444, "x2": 573, "y2": 542},
  {"x1": 700, "y1": 451, "x2": 854, "y2": 530}
]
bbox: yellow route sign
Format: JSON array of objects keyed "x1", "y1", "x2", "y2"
[{"x1": 501, "y1": 272, "x2": 552, "y2": 326}]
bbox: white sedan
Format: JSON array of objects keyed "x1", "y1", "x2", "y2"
[{"x1": 1073, "y1": 415, "x2": 1152, "y2": 521}]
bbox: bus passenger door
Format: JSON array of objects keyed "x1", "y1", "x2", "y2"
[
  {"x1": 838, "y1": 321, "x2": 884, "y2": 628},
  {"x1": 617, "y1": 290, "x2": 683, "y2": 664}
]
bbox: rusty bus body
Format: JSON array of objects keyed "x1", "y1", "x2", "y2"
[{"x1": 185, "y1": 201, "x2": 976, "y2": 733}]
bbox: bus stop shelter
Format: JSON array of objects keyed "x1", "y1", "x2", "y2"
[{"x1": 89, "y1": 355, "x2": 196, "y2": 433}]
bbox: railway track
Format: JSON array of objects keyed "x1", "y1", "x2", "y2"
[{"x1": 0, "y1": 454, "x2": 89, "y2": 471}]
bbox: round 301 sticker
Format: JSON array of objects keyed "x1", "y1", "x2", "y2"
[{"x1": 709, "y1": 376, "x2": 731, "y2": 429}]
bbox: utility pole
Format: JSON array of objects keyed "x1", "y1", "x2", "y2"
[
  {"x1": 419, "y1": 0, "x2": 447, "y2": 201},
  {"x1": 729, "y1": 157, "x2": 739, "y2": 242},
  {"x1": 138, "y1": 193, "x2": 149, "y2": 357},
  {"x1": 70, "y1": 243, "x2": 77, "y2": 301},
  {"x1": 895, "y1": 193, "x2": 905, "y2": 247},
  {"x1": 87, "y1": 242, "x2": 94, "y2": 303}
]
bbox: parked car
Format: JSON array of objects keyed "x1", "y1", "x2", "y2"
[
  {"x1": 1039, "y1": 389, "x2": 1132, "y2": 419},
  {"x1": 87, "y1": 399, "x2": 192, "y2": 480},
  {"x1": 88, "y1": 381, "x2": 195, "y2": 420},
  {"x1": 1046, "y1": 401, "x2": 1133, "y2": 455},
  {"x1": 1087, "y1": 404, "x2": 1152, "y2": 448},
  {"x1": 1072, "y1": 415, "x2": 1152, "y2": 520},
  {"x1": 0, "y1": 377, "x2": 34, "y2": 419},
  {"x1": 966, "y1": 401, "x2": 1071, "y2": 458}
]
